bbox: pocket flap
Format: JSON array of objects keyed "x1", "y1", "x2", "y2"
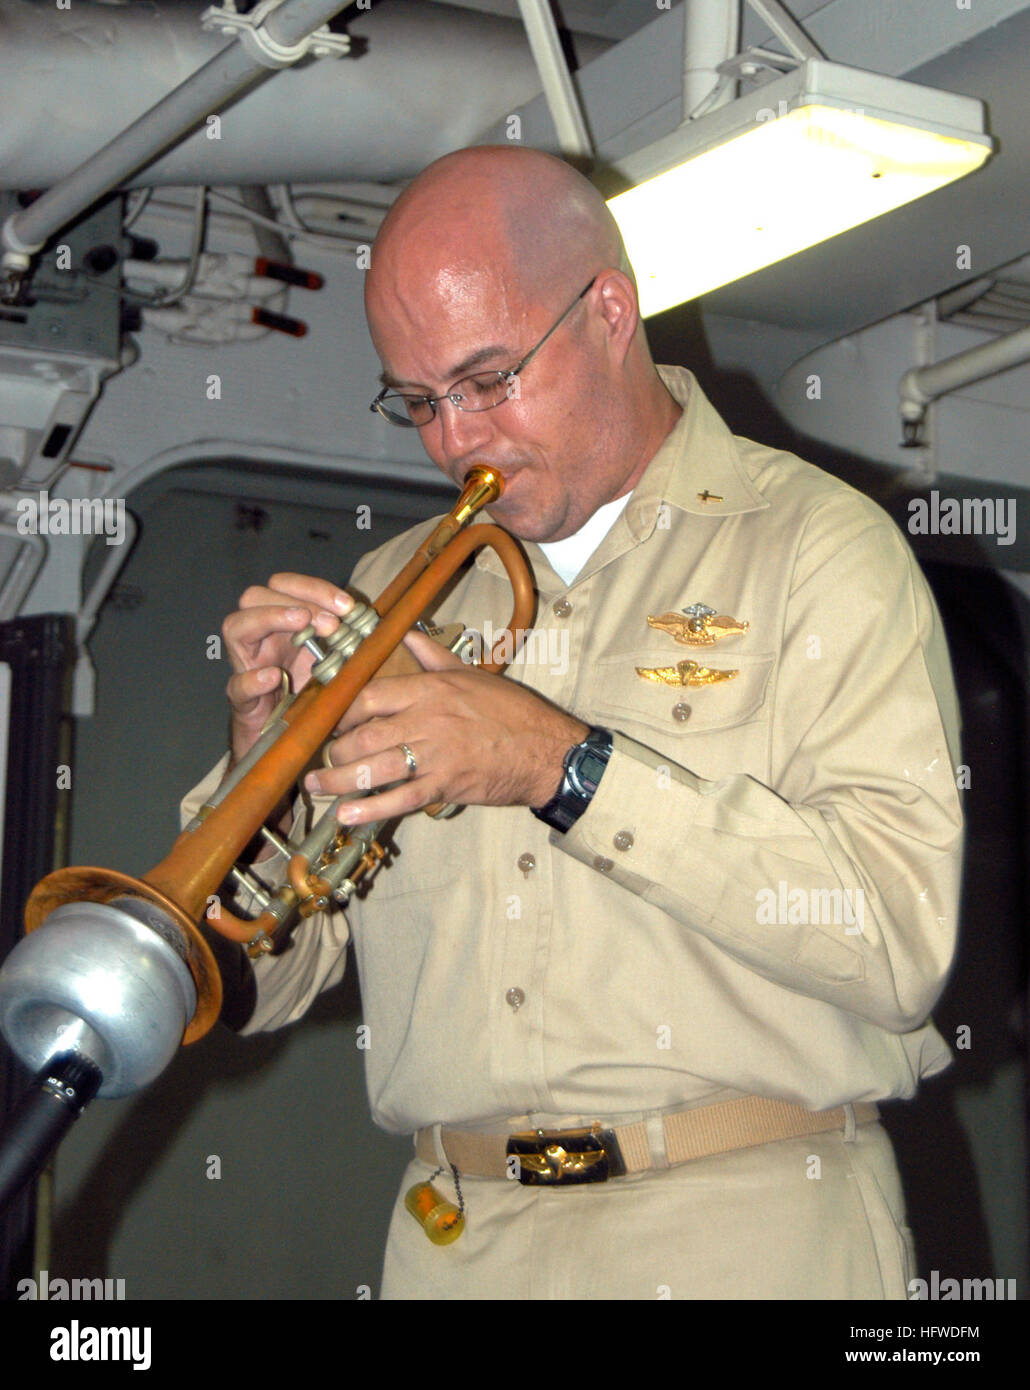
[{"x1": 587, "y1": 647, "x2": 774, "y2": 733}]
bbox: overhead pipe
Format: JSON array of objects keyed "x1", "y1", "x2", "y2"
[
  {"x1": 0, "y1": 2, "x2": 591, "y2": 192},
  {"x1": 0, "y1": 515, "x2": 46, "y2": 623},
  {"x1": 745, "y1": 0, "x2": 825, "y2": 62},
  {"x1": 683, "y1": 0, "x2": 741, "y2": 122},
  {"x1": 949, "y1": 310, "x2": 1030, "y2": 335},
  {"x1": 935, "y1": 276, "x2": 997, "y2": 319},
  {"x1": 1, "y1": 0, "x2": 357, "y2": 298},
  {"x1": 900, "y1": 323, "x2": 1030, "y2": 438},
  {"x1": 681, "y1": 0, "x2": 827, "y2": 124},
  {"x1": 239, "y1": 187, "x2": 293, "y2": 265},
  {"x1": 515, "y1": 0, "x2": 593, "y2": 160}
]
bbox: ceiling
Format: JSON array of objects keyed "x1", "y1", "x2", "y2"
[
  {"x1": 468, "y1": 0, "x2": 1030, "y2": 345},
  {"x1": 5, "y1": 0, "x2": 1030, "y2": 363},
  {"x1": 704, "y1": 4, "x2": 1030, "y2": 337},
  {"x1": 425, "y1": 0, "x2": 668, "y2": 43}
]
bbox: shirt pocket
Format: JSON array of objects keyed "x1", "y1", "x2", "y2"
[{"x1": 582, "y1": 647, "x2": 775, "y2": 777}]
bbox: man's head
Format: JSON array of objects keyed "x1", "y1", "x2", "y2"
[{"x1": 364, "y1": 145, "x2": 680, "y2": 542}]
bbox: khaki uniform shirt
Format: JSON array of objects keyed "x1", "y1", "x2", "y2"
[{"x1": 181, "y1": 367, "x2": 964, "y2": 1137}]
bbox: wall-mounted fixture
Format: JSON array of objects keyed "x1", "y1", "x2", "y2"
[
  {"x1": 607, "y1": 59, "x2": 993, "y2": 318},
  {"x1": 900, "y1": 320, "x2": 1030, "y2": 446}
]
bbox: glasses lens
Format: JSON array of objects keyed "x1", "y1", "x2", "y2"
[
  {"x1": 378, "y1": 393, "x2": 433, "y2": 427},
  {"x1": 374, "y1": 370, "x2": 512, "y2": 427},
  {"x1": 451, "y1": 372, "x2": 511, "y2": 413}
]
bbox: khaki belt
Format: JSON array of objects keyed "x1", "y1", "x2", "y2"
[{"x1": 415, "y1": 1096, "x2": 880, "y2": 1187}]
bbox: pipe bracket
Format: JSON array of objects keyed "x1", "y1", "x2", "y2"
[{"x1": 201, "y1": 1, "x2": 351, "y2": 70}]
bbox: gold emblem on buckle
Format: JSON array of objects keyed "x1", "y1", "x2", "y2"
[{"x1": 506, "y1": 1125, "x2": 625, "y2": 1186}]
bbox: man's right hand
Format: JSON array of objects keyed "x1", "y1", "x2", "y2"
[{"x1": 222, "y1": 572, "x2": 354, "y2": 765}]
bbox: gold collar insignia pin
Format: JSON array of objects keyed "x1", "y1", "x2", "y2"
[{"x1": 647, "y1": 603, "x2": 749, "y2": 647}]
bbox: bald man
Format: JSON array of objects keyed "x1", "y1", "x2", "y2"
[{"x1": 189, "y1": 146, "x2": 963, "y2": 1299}]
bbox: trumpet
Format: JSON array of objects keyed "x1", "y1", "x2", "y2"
[{"x1": 0, "y1": 466, "x2": 535, "y2": 1206}]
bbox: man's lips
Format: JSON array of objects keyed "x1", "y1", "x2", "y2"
[{"x1": 460, "y1": 466, "x2": 523, "y2": 498}]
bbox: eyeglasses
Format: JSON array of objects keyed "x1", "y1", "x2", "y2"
[{"x1": 369, "y1": 276, "x2": 597, "y2": 429}]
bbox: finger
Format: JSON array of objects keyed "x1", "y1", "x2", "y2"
[
  {"x1": 303, "y1": 753, "x2": 425, "y2": 824},
  {"x1": 329, "y1": 672, "x2": 425, "y2": 737},
  {"x1": 307, "y1": 729, "x2": 414, "y2": 794},
  {"x1": 227, "y1": 667, "x2": 288, "y2": 762},
  {"x1": 227, "y1": 666, "x2": 284, "y2": 718},
  {"x1": 223, "y1": 603, "x2": 336, "y2": 672},
  {"x1": 401, "y1": 629, "x2": 467, "y2": 671},
  {"x1": 334, "y1": 776, "x2": 428, "y2": 828},
  {"x1": 263, "y1": 573, "x2": 354, "y2": 617}
]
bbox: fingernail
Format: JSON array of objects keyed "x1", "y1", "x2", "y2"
[
  {"x1": 333, "y1": 593, "x2": 352, "y2": 613},
  {"x1": 305, "y1": 773, "x2": 321, "y2": 794},
  {"x1": 286, "y1": 607, "x2": 307, "y2": 621},
  {"x1": 336, "y1": 804, "x2": 359, "y2": 824}
]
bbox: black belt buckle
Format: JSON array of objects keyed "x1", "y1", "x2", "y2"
[{"x1": 506, "y1": 1124, "x2": 625, "y2": 1186}]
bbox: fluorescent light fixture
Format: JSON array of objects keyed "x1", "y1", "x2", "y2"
[{"x1": 606, "y1": 60, "x2": 992, "y2": 317}]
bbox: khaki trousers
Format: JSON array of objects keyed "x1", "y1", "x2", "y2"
[{"x1": 380, "y1": 1119, "x2": 916, "y2": 1300}]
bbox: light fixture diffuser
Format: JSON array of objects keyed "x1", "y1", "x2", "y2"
[{"x1": 606, "y1": 60, "x2": 992, "y2": 317}]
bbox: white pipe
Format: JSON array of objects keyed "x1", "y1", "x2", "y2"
[
  {"x1": 289, "y1": 194, "x2": 389, "y2": 231},
  {"x1": 0, "y1": 2, "x2": 579, "y2": 191},
  {"x1": 516, "y1": 0, "x2": 593, "y2": 159},
  {"x1": 951, "y1": 310, "x2": 1030, "y2": 336},
  {"x1": 935, "y1": 276, "x2": 997, "y2": 318},
  {"x1": 137, "y1": 194, "x2": 368, "y2": 259},
  {"x1": 0, "y1": 520, "x2": 46, "y2": 623},
  {"x1": 205, "y1": 190, "x2": 369, "y2": 254},
  {"x1": 900, "y1": 323, "x2": 1030, "y2": 422},
  {"x1": 240, "y1": 187, "x2": 292, "y2": 264},
  {"x1": 77, "y1": 513, "x2": 138, "y2": 645},
  {"x1": 745, "y1": 0, "x2": 825, "y2": 62},
  {"x1": 2, "y1": 0, "x2": 354, "y2": 274},
  {"x1": 683, "y1": 0, "x2": 741, "y2": 123}
]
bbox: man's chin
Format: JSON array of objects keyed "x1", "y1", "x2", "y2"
[
  {"x1": 485, "y1": 477, "x2": 566, "y2": 542},
  {"x1": 491, "y1": 504, "x2": 560, "y2": 545}
]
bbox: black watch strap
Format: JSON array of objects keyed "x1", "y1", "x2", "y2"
[{"x1": 531, "y1": 726, "x2": 613, "y2": 834}]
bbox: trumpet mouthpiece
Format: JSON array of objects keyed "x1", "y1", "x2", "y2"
[
  {"x1": 451, "y1": 466, "x2": 503, "y2": 528},
  {"x1": 464, "y1": 465, "x2": 503, "y2": 497}
]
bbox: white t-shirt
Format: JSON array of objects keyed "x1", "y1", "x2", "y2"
[{"x1": 538, "y1": 492, "x2": 632, "y2": 586}]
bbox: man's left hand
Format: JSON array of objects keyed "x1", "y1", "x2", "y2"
[{"x1": 306, "y1": 631, "x2": 588, "y2": 825}]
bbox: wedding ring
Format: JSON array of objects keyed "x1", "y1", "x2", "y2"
[{"x1": 399, "y1": 743, "x2": 418, "y2": 778}]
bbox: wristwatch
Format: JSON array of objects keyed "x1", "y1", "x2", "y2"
[{"x1": 531, "y1": 726, "x2": 614, "y2": 833}]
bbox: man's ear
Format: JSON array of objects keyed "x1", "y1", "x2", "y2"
[{"x1": 593, "y1": 268, "x2": 640, "y2": 364}]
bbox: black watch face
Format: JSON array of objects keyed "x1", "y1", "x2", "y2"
[{"x1": 568, "y1": 748, "x2": 608, "y2": 797}]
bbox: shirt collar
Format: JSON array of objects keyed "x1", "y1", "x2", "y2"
[
  {"x1": 622, "y1": 366, "x2": 769, "y2": 542},
  {"x1": 474, "y1": 365, "x2": 768, "y2": 584}
]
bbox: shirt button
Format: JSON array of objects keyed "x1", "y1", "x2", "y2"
[
  {"x1": 593, "y1": 856, "x2": 614, "y2": 873},
  {"x1": 505, "y1": 987, "x2": 525, "y2": 1011},
  {"x1": 613, "y1": 830, "x2": 634, "y2": 852},
  {"x1": 552, "y1": 598, "x2": 572, "y2": 618},
  {"x1": 672, "y1": 702, "x2": 691, "y2": 722},
  {"x1": 517, "y1": 852, "x2": 536, "y2": 877}
]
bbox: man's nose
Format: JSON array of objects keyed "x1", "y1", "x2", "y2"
[{"x1": 432, "y1": 397, "x2": 496, "y2": 462}]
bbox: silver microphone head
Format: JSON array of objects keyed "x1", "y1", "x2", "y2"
[{"x1": 0, "y1": 896, "x2": 196, "y2": 1098}]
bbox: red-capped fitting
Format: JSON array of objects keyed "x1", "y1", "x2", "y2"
[
  {"x1": 251, "y1": 306, "x2": 307, "y2": 337},
  {"x1": 254, "y1": 258, "x2": 323, "y2": 290}
]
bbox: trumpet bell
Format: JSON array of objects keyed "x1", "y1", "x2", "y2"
[{"x1": 0, "y1": 897, "x2": 197, "y2": 1098}]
